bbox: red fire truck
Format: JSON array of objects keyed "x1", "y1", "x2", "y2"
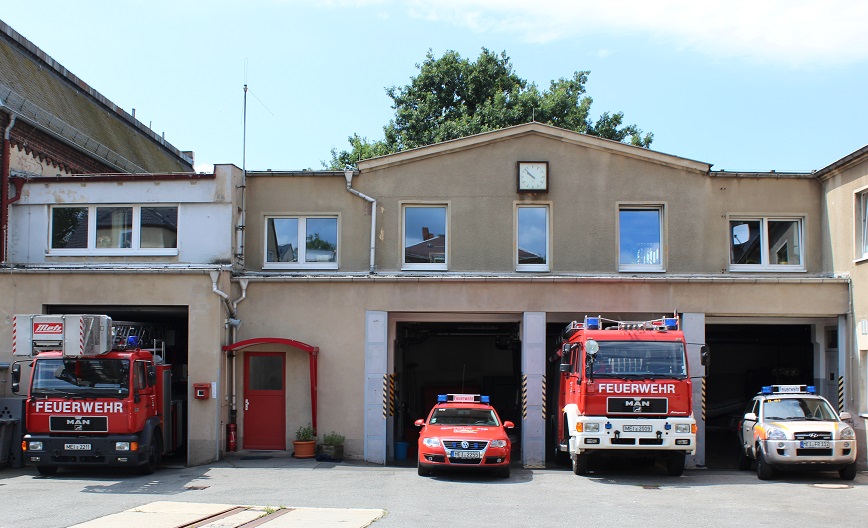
[
  {"x1": 551, "y1": 315, "x2": 707, "y2": 476},
  {"x1": 11, "y1": 314, "x2": 176, "y2": 476}
]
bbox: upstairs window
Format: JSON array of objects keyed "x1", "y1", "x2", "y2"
[
  {"x1": 50, "y1": 205, "x2": 178, "y2": 255},
  {"x1": 858, "y1": 191, "x2": 868, "y2": 260},
  {"x1": 516, "y1": 204, "x2": 549, "y2": 272},
  {"x1": 403, "y1": 205, "x2": 447, "y2": 270},
  {"x1": 729, "y1": 217, "x2": 804, "y2": 271},
  {"x1": 264, "y1": 215, "x2": 338, "y2": 269},
  {"x1": 618, "y1": 205, "x2": 664, "y2": 271}
]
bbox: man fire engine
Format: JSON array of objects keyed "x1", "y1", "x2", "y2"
[
  {"x1": 551, "y1": 314, "x2": 707, "y2": 476},
  {"x1": 10, "y1": 314, "x2": 174, "y2": 476}
]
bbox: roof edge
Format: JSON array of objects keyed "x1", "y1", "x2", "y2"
[{"x1": 814, "y1": 144, "x2": 868, "y2": 181}]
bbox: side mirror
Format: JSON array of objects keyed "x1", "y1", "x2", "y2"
[
  {"x1": 586, "y1": 339, "x2": 599, "y2": 359},
  {"x1": 414, "y1": 419, "x2": 424, "y2": 427},
  {"x1": 559, "y1": 363, "x2": 571, "y2": 373},
  {"x1": 11, "y1": 363, "x2": 21, "y2": 394},
  {"x1": 147, "y1": 365, "x2": 157, "y2": 387},
  {"x1": 839, "y1": 411, "x2": 852, "y2": 422},
  {"x1": 744, "y1": 412, "x2": 757, "y2": 422},
  {"x1": 700, "y1": 345, "x2": 710, "y2": 367},
  {"x1": 503, "y1": 421, "x2": 515, "y2": 429}
]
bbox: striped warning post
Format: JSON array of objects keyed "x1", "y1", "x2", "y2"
[
  {"x1": 701, "y1": 377, "x2": 707, "y2": 422},
  {"x1": 541, "y1": 375, "x2": 547, "y2": 421},
  {"x1": 838, "y1": 376, "x2": 844, "y2": 412},
  {"x1": 389, "y1": 374, "x2": 396, "y2": 417},
  {"x1": 382, "y1": 375, "x2": 389, "y2": 418},
  {"x1": 521, "y1": 374, "x2": 528, "y2": 420}
]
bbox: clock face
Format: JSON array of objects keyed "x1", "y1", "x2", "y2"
[{"x1": 518, "y1": 162, "x2": 548, "y2": 192}]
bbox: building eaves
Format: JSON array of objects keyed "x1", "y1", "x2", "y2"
[
  {"x1": 813, "y1": 144, "x2": 868, "y2": 181},
  {"x1": 707, "y1": 170, "x2": 815, "y2": 179},
  {"x1": 246, "y1": 170, "x2": 349, "y2": 178}
]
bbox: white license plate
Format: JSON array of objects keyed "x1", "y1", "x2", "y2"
[
  {"x1": 64, "y1": 443, "x2": 92, "y2": 451},
  {"x1": 450, "y1": 450, "x2": 482, "y2": 459},
  {"x1": 623, "y1": 425, "x2": 652, "y2": 433},
  {"x1": 800, "y1": 440, "x2": 830, "y2": 448}
]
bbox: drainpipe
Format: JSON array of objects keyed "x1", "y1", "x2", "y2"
[
  {"x1": 344, "y1": 169, "x2": 376, "y2": 273},
  {"x1": 1, "y1": 113, "x2": 17, "y2": 264},
  {"x1": 210, "y1": 269, "x2": 248, "y2": 448}
]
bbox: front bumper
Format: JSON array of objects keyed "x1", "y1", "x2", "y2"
[
  {"x1": 418, "y1": 443, "x2": 510, "y2": 470},
  {"x1": 760, "y1": 439, "x2": 857, "y2": 466},
  {"x1": 571, "y1": 417, "x2": 696, "y2": 455},
  {"x1": 22, "y1": 434, "x2": 149, "y2": 468}
]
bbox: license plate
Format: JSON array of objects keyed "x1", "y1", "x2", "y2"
[
  {"x1": 623, "y1": 425, "x2": 652, "y2": 433},
  {"x1": 450, "y1": 450, "x2": 482, "y2": 459},
  {"x1": 800, "y1": 440, "x2": 830, "y2": 448},
  {"x1": 64, "y1": 443, "x2": 92, "y2": 451}
]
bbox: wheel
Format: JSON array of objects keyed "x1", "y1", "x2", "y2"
[
  {"x1": 736, "y1": 447, "x2": 752, "y2": 471},
  {"x1": 417, "y1": 458, "x2": 431, "y2": 477},
  {"x1": 139, "y1": 432, "x2": 163, "y2": 476},
  {"x1": 666, "y1": 453, "x2": 686, "y2": 477},
  {"x1": 36, "y1": 465, "x2": 58, "y2": 476},
  {"x1": 572, "y1": 453, "x2": 589, "y2": 475},
  {"x1": 755, "y1": 446, "x2": 774, "y2": 480},
  {"x1": 839, "y1": 462, "x2": 857, "y2": 481},
  {"x1": 498, "y1": 465, "x2": 511, "y2": 479}
]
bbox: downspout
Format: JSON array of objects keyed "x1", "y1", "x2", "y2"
[
  {"x1": 344, "y1": 169, "x2": 376, "y2": 273},
  {"x1": 1, "y1": 113, "x2": 17, "y2": 264},
  {"x1": 209, "y1": 269, "x2": 232, "y2": 460},
  {"x1": 210, "y1": 270, "x2": 248, "y2": 449}
]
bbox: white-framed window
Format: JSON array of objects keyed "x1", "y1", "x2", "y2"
[
  {"x1": 516, "y1": 204, "x2": 549, "y2": 272},
  {"x1": 49, "y1": 205, "x2": 178, "y2": 255},
  {"x1": 857, "y1": 190, "x2": 868, "y2": 260},
  {"x1": 402, "y1": 204, "x2": 447, "y2": 270},
  {"x1": 264, "y1": 215, "x2": 339, "y2": 269},
  {"x1": 729, "y1": 216, "x2": 804, "y2": 271},
  {"x1": 618, "y1": 205, "x2": 664, "y2": 272}
]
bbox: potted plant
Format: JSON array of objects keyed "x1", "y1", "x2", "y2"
[
  {"x1": 293, "y1": 424, "x2": 317, "y2": 458},
  {"x1": 319, "y1": 431, "x2": 345, "y2": 461}
]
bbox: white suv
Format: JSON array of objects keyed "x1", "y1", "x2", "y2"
[{"x1": 737, "y1": 385, "x2": 858, "y2": 480}]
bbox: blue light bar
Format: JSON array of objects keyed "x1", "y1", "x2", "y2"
[
  {"x1": 437, "y1": 394, "x2": 448, "y2": 402},
  {"x1": 761, "y1": 386, "x2": 773, "y2": 394},
  {"x1": 586, "y1": 316, "x2": 600, "y2": 330},
  {"x1": 663, "y1": 317, "x2": 678, "y2": 330},
  {"x1": 480, "y1": 396, "x2": 490, "y2": 403},
  {"x1": 127, "y1": 335, "x2": 140, "y2": 346},
  {"x1": 806, "y1": 385, "x2": 816, "y2": 394}
]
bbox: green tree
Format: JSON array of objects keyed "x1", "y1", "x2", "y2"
[{"x1": 325, "y1": 48, "x2": 652, "y2": 169}]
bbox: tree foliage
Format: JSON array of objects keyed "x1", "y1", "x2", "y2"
[{"x1": 326, "y1": 48, "x2": 652, "y2": 169}]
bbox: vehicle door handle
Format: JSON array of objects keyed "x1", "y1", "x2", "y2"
[{"x1": 245, "y1": 399, "x2": 249, "y2": 411}]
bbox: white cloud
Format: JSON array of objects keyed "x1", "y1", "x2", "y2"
[{"x1": 399, "y1": 0, "x2": 868, "y2": 66}]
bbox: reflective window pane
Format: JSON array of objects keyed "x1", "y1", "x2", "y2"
[
  {"x1": 96, "y1": 207, "x2": 133, "y2": 248},
  {"x1": 51, "y1": 207, "x2": 88, "y2": 249},
  {"x1": 249, "y1": 355, "x2": 283, "y2": 391},
  {"x1": 619, "y1": 209, "x2": 661, "y2": 266},
  {"x1": 266, "y1": 218, "x2": 299, "y2": 263},
  {"x1": 768, "y1": 220, "x2": 800, "y2": 265},
  {"x1": 140, "y1": 207, "x2": 178, "y2": 248},
  {"x1": 517, "y1": 206, "x2": 547, "y2": 265},
  {"x1": 730, "y1": 220, "x2": 761, "y2": 264},
  {"x1": 404, "y1": 207, "x2": 446, "y2": 264},
  {"x1": 305, "y1": 217, "x2": 337, "y2": 263}
]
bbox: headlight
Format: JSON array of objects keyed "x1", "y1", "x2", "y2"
[
  {"x1": 840, "y1": 427, "x2": 855, "y2": 440},
  {"x1": 584, "y1": 423, "x2": 600, "y2": 433},
  {"x1": 675, "y1": 424, "x2": 692, "y2": 434},
  {"x1": 28, "y1": 441, "x2": 43, "y2": 451},
  {"x1": 422, "y1": 437, "x2": 441, "y2": 448},
  {"x1": 766, "y1": 428, "x2": 787, "y2": 440},
  {"x1": 490, "y1": 439, "x2": 508, "y2": 448},
  {"x1": 115, "y1": 442, "x2": 131, "y2": 451}
]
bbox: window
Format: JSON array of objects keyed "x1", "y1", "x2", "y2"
[
  {"x1": 516, "y1": 204, "x2": 549, "y2": 271},
  {"x1": 618, "y1": 206, "x2": 664, "y2": 271},
  {"x1": 403, "y1": 205, "x2": 447, "y2": 269},
  {"x1": 858, "y1": 191, "x2": 868, "y2": 260},
  {"x1": 264, "y1": 216, "x2": 338, "y2": 269},
  {"x1": 729, "y1": 217, "x2": 803, "y2": 271},
  {"x1": 49, "y1": 205, "x2": 177, "y2": 255}
]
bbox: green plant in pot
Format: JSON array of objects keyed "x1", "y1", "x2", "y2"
[
  {"x1": 320, "y1": 431, "x2": 345, "y2": 461},
  {"x1": 293, "y1": 424, "x2": 317, "y2": 458}
]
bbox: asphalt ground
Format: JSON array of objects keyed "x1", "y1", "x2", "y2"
[{"x1": 1, "y1": 453, "x2": 866, "y2": 527}]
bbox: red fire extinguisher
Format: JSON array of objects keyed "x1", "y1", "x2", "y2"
[{"x1": 227, "y1": 423, "x2": 237, "y2": 452}]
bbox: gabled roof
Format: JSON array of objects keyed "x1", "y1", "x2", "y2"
[
  {"x1": 357, "y1": 121, "x2": 711, "y2": 174},
  {"x1": 0, "y1": 19, "x2": 193, "y2": 174}
]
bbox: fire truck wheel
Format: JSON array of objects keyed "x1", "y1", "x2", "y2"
[
  {"x1": 840, "y1": 462, "x2": 857, "y2": 481},
  {"x1": 666, "y1": 454, "x2": 685, "y2": 477},
  {"x1": 572, "y1": 453, "x2": 589, "y2": 475},
  {"x1": 36, "y1": 465, "x2": 58, "y2": 476},
  {"x1": 139, "y1": 433, "x2": 163, "y2": 475},
  {"x1": 755, "y1": 446, "x2": 775, "y2": 480}
]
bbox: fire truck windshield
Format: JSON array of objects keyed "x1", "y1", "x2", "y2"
[
  {"x1": 31, "y1": 358, "x2": 130, "y2": 397},
  {"x1": 590, "y1": 341, "x2": 687, "y2": 379}
]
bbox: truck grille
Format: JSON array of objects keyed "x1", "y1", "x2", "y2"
[{"x1": 606, "y1": 398, "x2": 668, "y2": 415}]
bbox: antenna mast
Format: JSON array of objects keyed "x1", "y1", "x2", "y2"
[{"x1": 235, "y1": 84, "x2": 248, "y2": 265}]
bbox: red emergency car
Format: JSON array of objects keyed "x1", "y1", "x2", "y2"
[{"x1": 414, "y1": 394, "x2": 514, "y2": 478}]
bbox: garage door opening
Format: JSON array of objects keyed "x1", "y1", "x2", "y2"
[
  {"x1": 393, "y1": 321, "x2": 521, "y2": 462},
  {"x1": 704, "y1": 324, "x2": 813, "y2": 469},
  {"x1": 46, "y1": 304, "x2": 189, "y2": 466}
]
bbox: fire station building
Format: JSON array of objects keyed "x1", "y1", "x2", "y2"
[{"x1": 1, "y1": 20, "x2": 868, "y2": 470}]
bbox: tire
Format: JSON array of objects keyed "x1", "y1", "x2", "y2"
[
  {"x1": 666, "y1": 453, "x2": 686, "y2": 477},
  {"x1": 36, "y1": 465, "x2": 58, "y2": 476},
  {"x1": 553, "y1": 415, "x2": 570, "y2": 466},
  {"x1": 498, "y1": 465, "x2": 511, "y2": 479},
  {"x1": 736, "y1": 447, "x2": 752, "y2": 471},
  {"x1": 755, "y1": 446, "x2": 774, "y2": 481},
  {"x1": 839, "y1": 462, "x2": 857, "y2": 481},
  {"x1": 572, "y1": 453, "x2": 589, "y2": 475},
  {"x1": 139, "y1": 432, "x2": 163, "y2": 476},
  {"x1": 417, "y1": 459, "x2": 431, "y2": 477}
]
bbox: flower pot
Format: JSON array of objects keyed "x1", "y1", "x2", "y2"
[
  {"x1": 293, "y1": 440, "x2": 316, "y2": 458},
  {"x1": 320, "y1": 444, "x2": 344, "y2": 461}
]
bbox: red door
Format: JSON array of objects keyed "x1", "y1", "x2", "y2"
[{"x1": 243, "y1": 352, "x2": 286, "y2": 450}]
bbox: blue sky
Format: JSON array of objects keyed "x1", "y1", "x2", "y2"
[{"x1": 3, "y1": 1, "x2": 867, "y2": 174}]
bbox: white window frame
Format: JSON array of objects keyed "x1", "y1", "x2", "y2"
[
  {"x1": 401, "y1": 203, "x2": 448, "y2": 271},
  {"x1": 617, "y1": 203, "x2": 665, "y2": 272},
  {"x1": 262, "y1": 214, "x2": 340, "y2": 270},
  {"x1": 857, "y1": 189, "x2": 868, "y2": 262},
  {"x1": 47, "y1": 204, "x2": 179, "y2": 256},
  {"x1": 728, "y1": 215, "x2": 805, "y2": 272},
  {"x1": 515, "y1": 203, "x2": 550, "y2": 272}
]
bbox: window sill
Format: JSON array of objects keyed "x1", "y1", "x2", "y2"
[
  {"x1": 854, "y1": 255, "x2": 868, "y2": 265},
  {"x1": 516, "y1": 266, "x2": 550, "y2": 273},
  {"x1": 263, "y1": 263, "x2": 339, "y2": 270},
  {"x1": 47, "y1": 249, "x2": 179, "y2": 257},
  {"x1": 618, "y1": 267, "x2": 666, "y2": 273},
  {"x1": 402, "y1": 265, "x2": 448, "y2": 271},
  {"x1": 728, "y1": 266, "x2": 806, "y2": 272}
]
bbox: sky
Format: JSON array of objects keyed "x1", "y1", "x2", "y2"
[{"x1": 3, "y1": 0, "x2": 867, "y2": 174}]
